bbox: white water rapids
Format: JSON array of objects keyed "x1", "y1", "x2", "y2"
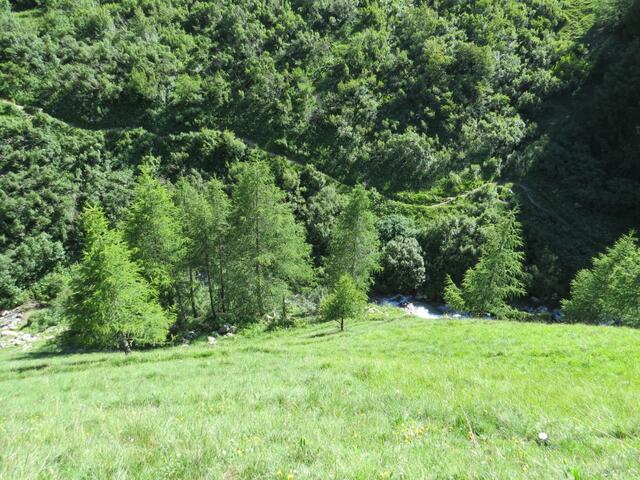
[{"x1": 377, "y1": 295, "x2": 461, "y2": 319}]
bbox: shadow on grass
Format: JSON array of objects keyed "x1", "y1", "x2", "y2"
[
  {"x1": 12, "y1": 329, "x2": 188, "y2": 360},
  {"x1": 307, "y1": 329, "x2": 342, "y2": 339},
  {"x1": 9, "y1": 332, "x2": 106, "y2": 360},
  {"x1": 11, "y1": 363, "x2": 51, "y2": 374},
  {"x1": 4, "y1": 351, "x2": 222, "y2": 380},
  {"x1": 2, "y1": 330, "x2": 226, "y2": 380}
]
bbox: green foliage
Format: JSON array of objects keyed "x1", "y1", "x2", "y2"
[
  {"x1": 377, "y1": 214, "x2": 418, "y2": 243},
  {"x1": 320, "y1": 274, "x2": 366, "y2": 331},
  {"x1": 66, "y1": 206, "x2": 173, "y2": 350},
  {"x1": 228, "y1": 161, "x2": 313, "y2": 322},
  {"x1": 123, "y1": 163, "x2": 185, "y2": 304},
  {"x1": 563, "y1": 233, "x2": 640, "y2": 327},
  {"x1": 30, "y1": 267, "x2": 71, "y2": 303},
  {"x1": 369, "y1": 130, "x2": 449, "y2": 192},
  {"x1": 376, "y1": 213, "x2": 425, "y2": 292},
  {"x1": 443, "y1": 274, "x2": 465, "y2": 313},
  {"x1": 27, "y1": 306, "x2": 65, "y2": 332},
  {"x1": 444, "y1": 209, "x2": 526, "y2": 317},
  {"x1": 1, "y1": 0, "x2": 639, "y2": 313},
  {"x1": 0, "y1": 106, "x2": 134, "y2": 307},
  {"x1": 380, "y1": 236, "x2": 426, "y2": 293},
  {"x1": 301, "y1": 183, "x2": 344, "y2": 261},
  {"x1": 175, "y1": 174, "x2": 230, "y2": 318},
  {"x1": 326, "y1": 185, "x2": 380, "y2": 291},
  {"x1": 418, "y1": 215, "x2": 483, "y2": 300}
]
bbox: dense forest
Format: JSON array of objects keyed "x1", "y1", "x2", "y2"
[{"x1": 1, "y1": 0, "x2": 638, "y2": 332}]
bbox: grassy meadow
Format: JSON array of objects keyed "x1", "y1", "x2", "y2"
[{"x1": 1, "y1": 309, "x2": 639, "y2": 479}]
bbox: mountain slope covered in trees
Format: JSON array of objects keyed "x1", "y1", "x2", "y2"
[{"x1": 1, "y1": 0, "x2": 638, "y2": 308}]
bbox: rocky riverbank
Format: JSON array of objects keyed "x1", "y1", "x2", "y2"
[{"x1": 0, "y1": 305, "x2": 53, "y2": 349}]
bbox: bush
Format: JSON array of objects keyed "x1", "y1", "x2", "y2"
[
  {"x1": 27, "y1": 308, "x2": 64, "y2": 332},
  {"x1": 380, "y1": 236, "x2": 426, "y2": 293},
  {"x1": 30, "y1": 267, "x2": 71, "y2": 303}
]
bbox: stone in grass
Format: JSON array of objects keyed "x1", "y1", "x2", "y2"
[
  {"x1": 537, "y1": 432, "x2": 549, "y2": 445},
  {"x1": 185, "y1": 330, "x2": 198, "y2": 340},
  {"x1": 218, "y1": 323, "x2": 237, "y2": 335},
  {"x1": 207, "y1": 336, "x2": 217, "y2": 346}
]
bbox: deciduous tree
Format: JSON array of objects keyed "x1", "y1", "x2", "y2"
[
  {"x1": 123, "y1": 163, "x2": 185, "y2": 306},
  {"x1": 563, "y1": 232, "x2": 640, "y2": 327}
]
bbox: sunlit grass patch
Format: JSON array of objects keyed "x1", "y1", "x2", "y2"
[{"x1": 1, "y1": 312, "x2": 639, "y2": 478}]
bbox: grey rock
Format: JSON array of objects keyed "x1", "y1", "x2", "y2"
[{"x1": 218, "y1": 323, "x2": 237, "y2": 335}]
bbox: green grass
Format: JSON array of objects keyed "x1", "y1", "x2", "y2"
[{"x1": 1, "y1": 310, "x2": 640, "y2": 479}]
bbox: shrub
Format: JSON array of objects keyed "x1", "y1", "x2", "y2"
[
  {"x1": 380, "y1": 236, "x2": 426, "y2": 293},
  {"x1": 30, "y1": 267, "x2": 71, "y2": 303}
]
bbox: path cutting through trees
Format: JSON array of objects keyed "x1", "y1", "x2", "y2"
[{"x1": 1, "y1": 97, "x2": 550, "y2": 214}]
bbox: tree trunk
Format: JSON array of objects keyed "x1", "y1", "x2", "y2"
[
  {"x1": 256, "y1": 263, "x2": 264, "y2": 317},
  {"x1": 217, "y1": 246, "x2": 226, "y2": 313},
  {"x1": 175, "y1": 283, "x2": 187, "y2": 322},
  {"x1": 205, "y1": 252, "x2": 216, "y2": 320},
  {"x1": 281, "y1": 294, "x2": 287, "y2": 322},
  {"x1": 254, "y1": 196, "x2": 264, "y2": 317},
  {"x1": 188, "y1": 266, "x2": 198, "y2": 318}
]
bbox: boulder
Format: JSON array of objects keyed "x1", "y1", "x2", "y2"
[{"x1": 218, "y1": 323, "x2": 237, "y2": 335}]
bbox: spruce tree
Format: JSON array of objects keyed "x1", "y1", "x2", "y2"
[
  {"x1": 326, "y1": 185, "x2": 380, "y2": 290},
  {"x1": 66, "y1": 206, "x2": 172, "y2": 351},
  {"x1": 122, "y1": 163, "x2": 185, "y2": 306},
  {"x1": 228, "y1": 161, "x2": 313, "y2": 321},
  {"x1": 444, "y1": 209, "x2": 525, "y2": 317}
]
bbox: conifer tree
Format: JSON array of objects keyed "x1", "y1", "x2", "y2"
[
  {"x1": 326, "y1": 185, "x2": 380, "y2": 290},
  {"x1": 66, "y1": 206, "x2": 172, "y2": 351},
  {"x1": 123, "y1": 162, "x2": 185, "y2": 306},
  {"x1": 563, "y1": 232, "x2": 640, "y2": 326},
  {"x1": 444, "y1": 209, "x2": 525, "y2": 317},
  {"x1": 321, "y1": 274, "x2": 367, "y2": 331},
  {"x1": 175, "y1": 175, "x2": 230, "y2": 318},
  {"x1": 228, "y1": 161, "x2": 313, "y2": 321}
]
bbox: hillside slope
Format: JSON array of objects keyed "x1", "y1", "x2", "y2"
[
  {"x1": 0, "y1": 0, "x2": 638, "y2": 305},
  {"x1": 1, "y1": 311, "x2": 640, "y2": 478}
]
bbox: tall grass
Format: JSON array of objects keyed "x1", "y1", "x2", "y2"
[{"x1": 1, "y1": 310, "x2": 639, "y2": 479}]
